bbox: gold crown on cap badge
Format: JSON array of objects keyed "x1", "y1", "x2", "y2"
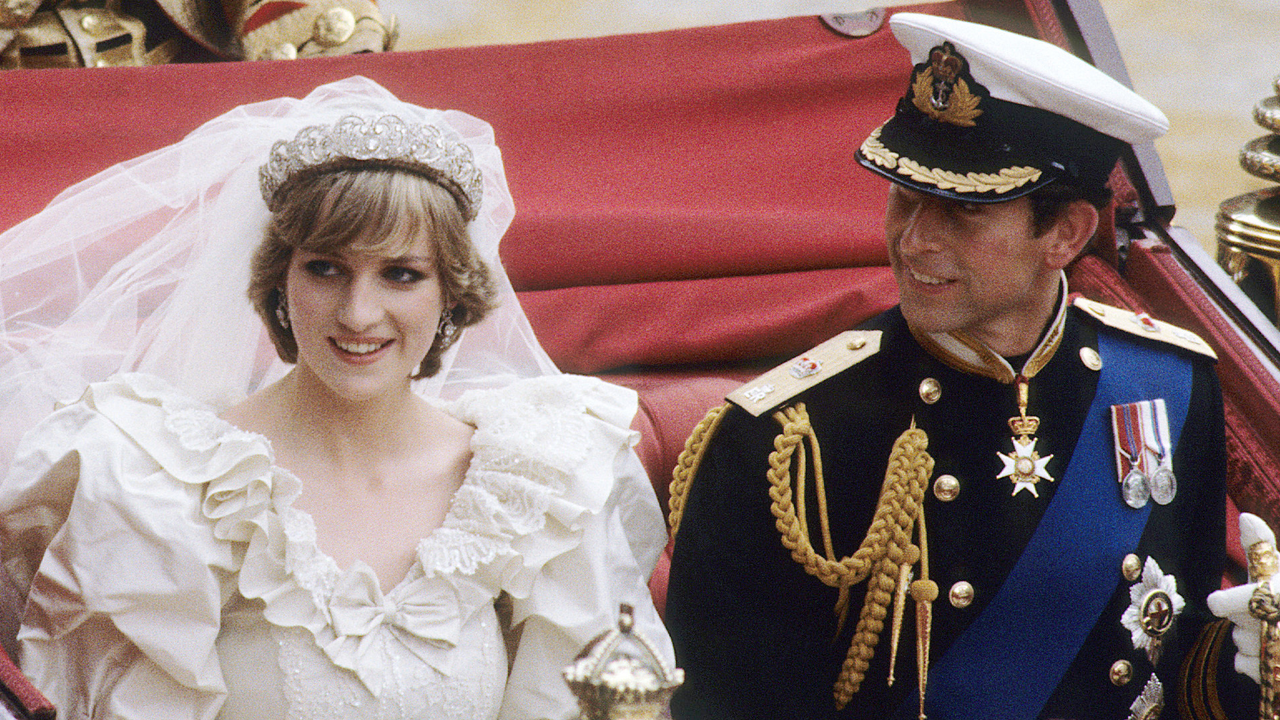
[{"x1": 910, "y1": 41, "x2": 984, "y2": 127}]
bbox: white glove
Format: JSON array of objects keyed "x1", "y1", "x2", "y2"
[{"x1": 1206, "y1": 512, "x2": 1274, "y2": 684}]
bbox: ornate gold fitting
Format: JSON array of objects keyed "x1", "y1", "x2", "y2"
[
  {"x1": 1, "y1": 1, "x2": 176, "y2": 70},
  {"x1": 1249, "y1": 539, "x2": 1280, "y2": 582},
  {"x1": 562, "y1": 604, "x2": 684, "y2": 720}
]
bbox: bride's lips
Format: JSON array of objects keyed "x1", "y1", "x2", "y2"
[{"x1": 330, "y1": 337, "x2": 393, "y2": 364}]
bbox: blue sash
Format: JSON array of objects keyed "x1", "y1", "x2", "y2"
[{"x1": 907, "y1": 330, "x2": 1195, "y2": 719}]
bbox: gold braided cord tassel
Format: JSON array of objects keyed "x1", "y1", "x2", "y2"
[
  {"x1": 766, "y1": 405, "x2": 933, "y2": 710},
  {"x1": 910, "y1": 506, "x2": 938, "y2": 720},
  {"x1": 837, "y1": 422, "x2": 933, "y2": 708},
  {"x1": 1249, "y1": 585, "x2": 1280, "y2": 720},
  {"x1": 767, "y1": 406, "x2": 868, "y2": 589},
  {"x1": 668, "y1": 403, "x2": 730, "y2": 538}
]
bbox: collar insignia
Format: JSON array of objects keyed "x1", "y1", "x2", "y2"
[{"x1": 909, "y1": 42, "x2": 984, "y2": 127}]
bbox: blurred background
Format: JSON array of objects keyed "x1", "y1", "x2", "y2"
[
  {"x1": 1101, "y1": 0, "x2": 1278, "y2": 255},
  {"x1": 379, "y1": 0, "x2": 1280, "y2": 257}
]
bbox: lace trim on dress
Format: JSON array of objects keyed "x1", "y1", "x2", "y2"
[
  {"x1": 91, "y1": 374, "x2": 296, "y2": 547},
  {"x1": 93, "y1": 373, "x2": 633, "y2": 698},
  {"x1": 419, "y1": 376, "x2": 592, "y2": 581},
  {"x1": 279, "y1": 508, "x2": 342, "y2": 602}
]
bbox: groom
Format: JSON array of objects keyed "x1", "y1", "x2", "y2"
[{"x1": 666, "y1": 12, "x2": 1260, "y2": 720}]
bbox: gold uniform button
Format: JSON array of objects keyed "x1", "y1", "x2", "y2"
[
  {"x1": 948, "y1": 581, "x2": 974, "y2": 609},
  {"x1": 918, "y1": 377, "x2": 941, "y2": 404},
  {"x1": 1079, "y1": 346, "x2": 1103, "y2": 371},
  {"x1": 848, "y1": 337, "x2": 867, "y2": 351},
  {"x1": 933, "y1": 474, "x2": 960, "y2": 502},
  {"x1": 1122, "y1": 553, "x2": 1143, "y2": 582},
  {"x1": 1110, "y1": 659, "x2": 1133, "y2": 686}
]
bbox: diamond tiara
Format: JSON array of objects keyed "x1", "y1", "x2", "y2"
[{"x1": 258, "y1": 114, "x2": 484, "y2": 220}]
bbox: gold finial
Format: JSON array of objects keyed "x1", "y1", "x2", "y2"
[
  {"x1": 1216, "y1": 73, "x2": 1280, "y2": 319},
  {"x1": 563, "y1": 604, "x2": 684, "y2": 720}
]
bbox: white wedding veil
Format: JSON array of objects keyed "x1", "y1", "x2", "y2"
[{"x1": 0, "y1": 76, "x2": 560, "y2": 470}]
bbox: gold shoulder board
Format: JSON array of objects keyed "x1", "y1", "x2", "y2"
[
  {"x1": 1072, "y1": 297, "x2": 1216, "y2": 360},
  {"x1": 727, "y1": 330, "x2": 882, "y2": 417}
]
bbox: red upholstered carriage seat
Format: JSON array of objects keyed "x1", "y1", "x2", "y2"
[{"x1": 0, "y1": 644, "x2": 54, "y2": 720}]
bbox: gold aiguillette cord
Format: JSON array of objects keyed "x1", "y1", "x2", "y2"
[
  {"x1": 909, "y1": 510, "x2": 937, "y2": 720},
  {"x1": 888, "y1": 500, "x2": 937, "y2": 719},
  {"x1": 767, "y1": 411, "x2": 933, "y2": 712}
]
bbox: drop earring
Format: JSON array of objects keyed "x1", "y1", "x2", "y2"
[
  {"x1": 437, "y1": 312, "x2": 457, "y2": 342},
  {"x1": 275, "y1": 289, "x2": 290, "y2": 330}
]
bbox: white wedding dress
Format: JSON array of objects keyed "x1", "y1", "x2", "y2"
[{"x1": 2, "y1": 372, "x2": 671, "y2": 720}]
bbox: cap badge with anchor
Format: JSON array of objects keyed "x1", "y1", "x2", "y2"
[
  {"x1": 856, "y1": 12, "x2": 1169, "y2": 204},
  {"x1": 911, "y1": 41, "x2": 983, "y2": 127}
]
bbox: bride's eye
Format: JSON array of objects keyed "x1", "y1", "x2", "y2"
[
  {"x1": 383, "y1": 266, "x2": 426, "y2": 285},
  {"x1": 304, "y1": 259, "x2": 341, "y2": 277}
]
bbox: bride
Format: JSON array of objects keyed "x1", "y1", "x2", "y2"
[{"x1": 0, "y1": 76, "x2": 672, "y2": 720}]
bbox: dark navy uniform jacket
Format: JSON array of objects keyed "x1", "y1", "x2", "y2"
[{"x1": 666, "y1": 302, "x2": 1258, "y2": 719}]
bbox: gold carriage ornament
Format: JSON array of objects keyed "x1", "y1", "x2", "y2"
[
  {"x1": 1217, "y1": 73, "x2": 1280, "y2": 323},
  {"x1": 1, "y1": 0, "x2": 182, "y2": 69},
  {"x1": 146, "y1": 0, "x2": 396, "y2": 61},
  {"x1": 563, "y1": 604, "x2": 684, "y2": 720}
]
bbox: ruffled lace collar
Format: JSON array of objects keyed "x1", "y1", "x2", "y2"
[{"x1": 97, "y1": 373, "x2": 615, "y2": 697}]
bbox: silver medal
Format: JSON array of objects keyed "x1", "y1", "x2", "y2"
[
  {"x1": 1122, "y1": 468, "x2": 1150, "y2": 509},
  {"x1": 1150, "y1": 466, "x2": 1177, "y2": 505}
]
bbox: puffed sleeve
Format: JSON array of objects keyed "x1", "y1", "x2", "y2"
[
  {"x1": 500, "y1": 447, "x2": 672, "y2": 720},
  {"x1": 0, "y1": 375, "x2": 285, "y2": 720},
  {"x1": 443, "y1": 375, "x2": 674, "y2": 720}
]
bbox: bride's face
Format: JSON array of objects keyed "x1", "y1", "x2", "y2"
[{"x1": 284, "y1": 232, "x2": 444, "y2": 403}]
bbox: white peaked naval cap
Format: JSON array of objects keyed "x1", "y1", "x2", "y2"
[
  {"x1": 857, "y1": 12, "x2": 1169, "y2": 202},
  {"x1": 889, "y1": 12, "x2": 1168, "y2": 143}
]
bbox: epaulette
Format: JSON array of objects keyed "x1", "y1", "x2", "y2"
[
  {"x1": 727, "y1": 330, "x2": 882, "y2": 417},
  {"x1": 1072, "y1": 297, "x2": 1217, "y2": 360}
]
